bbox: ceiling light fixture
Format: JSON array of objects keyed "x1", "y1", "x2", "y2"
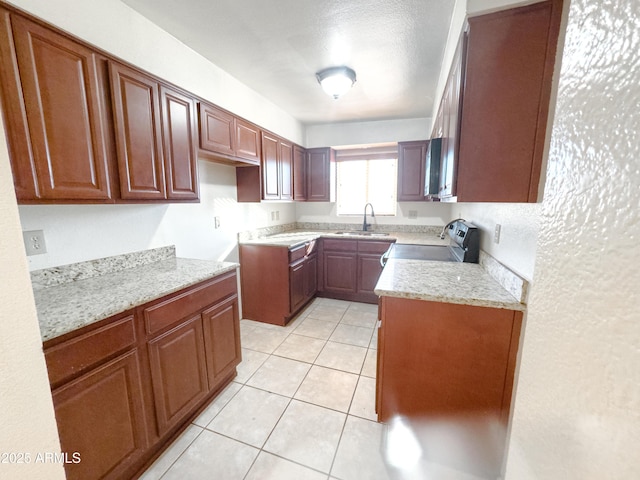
[{"x1": 316, "y1": 66, "x2": 357, "y2": 99}]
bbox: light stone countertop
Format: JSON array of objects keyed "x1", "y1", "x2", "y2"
[
  {"x1": 240, "y1": 229, "x2": 449, "y2": 248},
  {"x1": 374, "y1": 258, "x2": 525, "y2": 311},
  {"x1": 35, "y1": 257, "x2": 239, "y2": 342}
]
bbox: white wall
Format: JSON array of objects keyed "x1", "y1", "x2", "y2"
[
  {"x1": 296, "y1": 201, "x2": 452, "y2": 229},
  {"x1": 305, "y1": 117, "x2": 431, "y2": 148},
  {"x1": 7, "y1": 0, "x2": 300, "y2": 270},
  {"x1": 0, "y1": 114, "x2": 65, "y2": 480},
  {"x1": 504, "y1": 0, "x2": 640, "y2": 477}
]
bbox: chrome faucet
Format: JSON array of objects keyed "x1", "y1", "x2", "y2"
[
  {"x1": 363, "y1": 203, "x2": 375, "y2": 231},
  {"x1": 440, "y1": 218, "x2": 465, "y2": 239}
]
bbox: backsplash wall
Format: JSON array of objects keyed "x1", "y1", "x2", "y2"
[{"x1": 19, "y1": 161, "x2": 296, "y2": 270}]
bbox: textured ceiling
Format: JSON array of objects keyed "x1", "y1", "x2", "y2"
[{"x1": 121, "y1": 0, "x2": 455, "y2": 125}]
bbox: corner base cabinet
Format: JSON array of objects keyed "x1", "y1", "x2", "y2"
[
  {"x1": 376, "y1": 296, "x2": 523, "y2": 478},
  {"x1": 43, "y1": 270, "x2": 241, "y2": 480},
  {"x1": 240, "y1": 242, "x2": 317, "y2": 325}
]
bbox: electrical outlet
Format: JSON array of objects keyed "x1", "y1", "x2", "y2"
[
  {"x1": 275, "y1": 211, "x2": 280, "y2": 220},
  {"x1": 494, "y1": 224, "x2": 502, "y2": 244},
  {"x1": 214, "y1": 216, "x2": 221, "y2": 229},
  {"x1": 408, "y1": 210, "x2": 418, "y2": 219},
  {"x1": 23, "y1": 230, "x2": 47, "y2": 256}
]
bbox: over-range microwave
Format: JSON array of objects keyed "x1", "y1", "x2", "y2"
[{"x1": 424, "y1": 137, "x2": 443, "y2": 197}]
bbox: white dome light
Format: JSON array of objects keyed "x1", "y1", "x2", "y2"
[{"x1": 316, "y1": 66, "x2": 357, "y2": 99}]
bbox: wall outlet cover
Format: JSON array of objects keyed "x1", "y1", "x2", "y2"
[{"x1": 23, "y1": 230, "x2": 47, "y2": 256}]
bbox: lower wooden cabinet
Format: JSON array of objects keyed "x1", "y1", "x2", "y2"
[
  {"x1": 43, "y1": 270, "x2": 240, "y2": 480},
  {"x1": 52, "y1": 349, "x2": 147, "y2": 480},
  {"x1": 147, "y1": 314, "x2": 209, "y2": 435},
  {"x1": 240, "y1": 242, "x2": 317, "y2": 325},
  {"x1": 319, "y1": 238, "x2": 393, "y2": 303},
  {"x1": 202, "y1": 295, "x2": 242, "y2": 390},
  {"x1": 376, "y1": 296, "x2": 523, "y2": 477}
]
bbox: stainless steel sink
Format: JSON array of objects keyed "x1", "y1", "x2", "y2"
[{"x1": 335, "y1": 231, "x2": 390, "y2": 237}]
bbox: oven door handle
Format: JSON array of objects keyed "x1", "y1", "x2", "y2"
[{"x1": 380, "y1": 244, "x2": 393, "y2": 268}]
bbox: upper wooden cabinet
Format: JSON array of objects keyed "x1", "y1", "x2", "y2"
[
  {"x1": 198, "y1": 101, "x2": 261, "y2": 166},
  {"x1": 110, "y1": 62, "x2": 199, "y2": 202},
  {"x1": 1, "y1": 12, "x2": 113, "y2": 202},
  {"x1": 306, "y1": 147, "x2": 336, "y2": 202},
  {"x1": 293, "y1": 145, "x2": 307, "y2": 201},
  {"x1": 397, "y1": 140, "x2": 428, "y2": 201},
  {"x1": 439, "y1": 0, "x2": 563, "y2": 203}
]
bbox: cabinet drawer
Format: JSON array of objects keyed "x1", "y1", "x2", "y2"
[
  {"x1": 45, "y1": 315, "x2": 136, "y2": 387},
  {"x1": 358, "y1": 240, "x2": 394, "y2": 254},
  {"x1": 289, "y1": 244, "x2": 306, "y2": 263},
  {"x1": 322, "y1": 239, "x2": 357, "y2": 252},
  {"x1": 144, "y1": 271, "x2": 237, "y2": 336}
]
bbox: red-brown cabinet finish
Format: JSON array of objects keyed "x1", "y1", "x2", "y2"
[
  {"x1": 319, "y1": 238, "x2": 393, "y2": 304},
  {"x1": 306, "y1": 147, "x2": 335, "y2": 202},
  {"x1": 397, "y1": 140, "x2": 428, "y2": 201},
  {"x1": 52, "y1": 349, "x2": 148, "y2": 480},
  {"x1": 160, "y1": 86, "x2": 199, "y2": 200},
  {"x1": 279, "y1": 139, "x2": 293, "y2": 200},
  {"x1": 109, "y1": 61, "x2": 166, "y2": 200},
  {"x1": 147, "y1": 315, "x2": 209, "y2": 435},
  {"x1": 6, "y1": 13, "x2": 112, "y2": 201},
  {"x1": 261, "y1": 132, "x2": 280, "y2": 200},
  {"x1": 240, "y1": 242, "x2": 317, "y2": 325},
  {"x1": 376, "y1": 296, "x2": 523, "y2": 477},
  {"x1": 234, "y1": 117, "x2": 261, "y2": 164},
  {"x1": 454, "y1": 0, "x2": 563, "y2": 202},
  {"x1": 202, "y1": 294, "x2": 241, "y2": 391},
  {"x1": 198, "y1": 102, "x2": 235, "y2": 156},
  {"x1": 293, "y1": 144, "x2": 307, "y2": 201}
]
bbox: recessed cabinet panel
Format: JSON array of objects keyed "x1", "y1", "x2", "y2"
[
  {"x1": 147, "y1": 315, "x2": 208, "y2": 434},
  {"x1": 261, "y1": 132, "x2": 280, "y2": 200},
  {"x1": 160, "y1": 86, "x2": 199, "y2": 200},
  {"x1": 279, "y1": 140, "x2": 293, "y2": 200},
  {"x1": 202, "y1": 295, "x2": 241, "y2": 390},
  {"x1": 52, "y1": 350, "x2": 147, "y2": 480},
  {"x1": 293, "y1": 145, "x2": 306, "y2": 201},
  {"x1": 397, "y1": 141, "x2": 428, "y2": 201},
  {"x1": 235, "y1": 118, "x2": 261, "y2": 164},
  {"x1": 198, "y1": 102, "x2": 235, "y2": 155},
  {"x1": 110, "y1": 62, "x2": 166, "y2": 200},
  {"x1": 11, "y1": 15, "x2": 111, "y2": 200}
]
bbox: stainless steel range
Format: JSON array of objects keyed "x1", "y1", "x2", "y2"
[{"x1": 381, "y1": 220, "x2": 480, "y2": 266}]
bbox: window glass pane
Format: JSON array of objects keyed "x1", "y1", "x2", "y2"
[{"x1": 337, "y1": 158, "x2": 397, "y2": 216}]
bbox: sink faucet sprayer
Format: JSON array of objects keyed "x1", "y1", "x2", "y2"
[
  {"x1": 440, "y1": 218, "x2": 465, "y2": 239},
  {"x1": 363, "y1": 203, "x2": 375, "y2": 231}
]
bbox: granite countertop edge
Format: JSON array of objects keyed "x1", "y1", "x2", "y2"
[
  {"x1": 36, "y1": 258, "x2": 239, "y2": 343},
  {"x1": 374, "y1": 259, "x2": 525, "y2": 312}
]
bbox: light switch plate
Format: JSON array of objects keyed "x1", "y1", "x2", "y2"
[
  {"x1": 408, "y1": 210, "x2": 418, "y2": 219},
  {"x1": 23, "y1": 230, "x2": 47, "y2": 256},
  {"x1": 494, "y1": 224, "x2": 502, "y2": 244}
]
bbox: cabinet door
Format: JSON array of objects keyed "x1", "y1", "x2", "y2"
[
  {"x1": 397, "y1": 141, "x2": 428, "y2": 201},
  {"x1": 52, "y1": 350, "x2": 147, "y2": 480},
  {"x1": 198, "y1": 102, "x2": 234, "y2": 156},
  {"x1": 202, "y1": 295, "x2": 241, "y2": 390},
  {"x1": 160, "y1": 86, "x2": 199, "y2": 200},
  {"x1": 357, "y1": 253, "x2": 385, "y2": 295},
  {"x1": 279, "y1": 139, "x2": 293, "y2": 200},
  {"x1": 323, "y1": 251, "x2": 357, "y2": 294},
  {"x1": 147, "y1": 315, "x2": 208, "y2": 434},
  {"x1": 235, "y1": 118, "x2": 261, "y2": 164},
  {"x1": 11, "y1": 15, "x2": 112, "y2": 200},
  {"x1": 0, "y1": 10, "x2": 37, "y2": 201},
  {"x1": 304, "y1": 253, "x2": 318, "y2": 299},
  {"x1": 110, "y1": 62, "x2": 166, "y2": 200},
  {"x1": 293, "y1": 145, "x2": 306, "y2": 201},
  {"x1": 289, "y1": 259, "x2": 306, "y2": 313},
  {"x1": 261, "y1": 132, "x2": 280, "y2": 200},
  {"x1": 306, "y1": 148, "x2": 335, "y2": 202}
]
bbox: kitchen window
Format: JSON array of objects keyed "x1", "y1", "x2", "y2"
[{"x1": 335, "y1": 144, "x2": 398, "y2": 216}]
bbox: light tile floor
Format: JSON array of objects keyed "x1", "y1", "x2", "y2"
[{"x1": 140, "y1": 298, "x2": 489, "y2": 480}]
